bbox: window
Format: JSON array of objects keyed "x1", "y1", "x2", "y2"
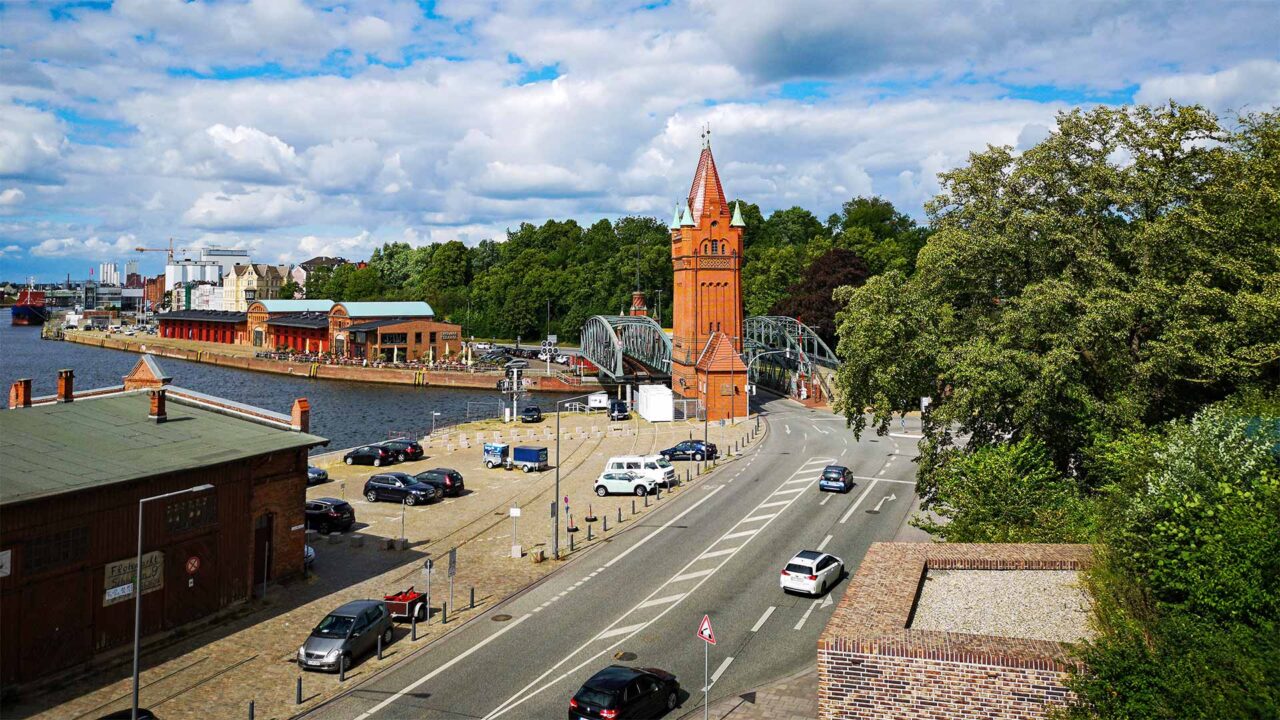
[
  {"x1": 26, "y1": 526, "x2": 89, "y2": 574},
  {"x1": 166, "y1": 494, "x2": 216, "y2": 534},
  {"x1": 711, "y1": 240, "x2": 719, "y2": 254},
  {"x1": 414, "y1": 332, "x2": 422, "y2": 344},
  {"x1": 381, "y1": 332, "x2": 407, "y2": 345},
  {"x1": 626, "y1": 462, "x2": 641, "y2": 470},
  {"x1": 429, "y1": 331, "x2": 437, "y2": 344}
]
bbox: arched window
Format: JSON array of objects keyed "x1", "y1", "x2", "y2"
[{"x1": 711, "y1": 240, "x2": 719, "y2": 254}]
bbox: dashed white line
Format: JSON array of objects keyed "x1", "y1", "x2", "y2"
[
  {"x1": 742, "y1": 512, "x2": 780, "y2": 523},
  {"x1": 794, "y1": 599, "x2": 821, "y2": 631},
  {"x1": 595, "y1": 622, "x2": 648, "y2": 641},
  {"x1": 638, "y1": 593, "x2": 687, "y2": 609},
  {"x1": 709, "y1": 656, "x2": 735, "y2": 685},
  {"x1": 817, "y1": 534, "x2": 833, "y2": 552},
  {"x1": 671, "y1": 568, "x2": 715, "y2": 583},
  {"x1": 751, "y1": 606, "x2": 777, "y2": 632},
  {"x1": 773, "y1": 487, "x2": 805, "y2": 496},
  {"x1": 757, "y1": 500, "x2": 790, "y2": 510},
  {"x1": 699, "y1": 548, "x2": 737, "y2": 560},
  {"x1": 604, "y1": 484, "x2": 725, "y2": 568},
  {"x1": 819, "y1": 494, "x2": 832, "y2": 506},
  {"x1": 719, "y1": 530, "x2": 756, "y2": 542}
]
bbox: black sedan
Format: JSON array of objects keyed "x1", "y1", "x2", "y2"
[
  {"x1": 414, "y1": 468, "x2": 466, "y2": 497},
  {"x1": 305, "y1": 498, "x2": 356, "y2": 534},
  {"x1": 307, "y1": 465, "x2": 329, "y2": 485},
  {"x1": 659, "y1": 440, "x2": 718, "y2": 462},
  {"x1": 363, "y1": 472, "x2": 438, "y2": 505},
  {"x1": 520, "y1": 406, "x2": 543, "y2": 423},
  {"x1": 344, "y1": 445, "x2": 394, "y2": 467},
  {"x1": 569, "y1": 665, "x2": 679, "y2": 719},
  {"x1": 379, "y1": 438, "x2": 424, "y2": 462}
]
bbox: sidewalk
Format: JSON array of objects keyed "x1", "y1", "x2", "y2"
[
  {"x1": 8, "y1": 413, "x2": 763, "y2": 720},
  {"x1": 695, "y1": 665, "x2": 818, "y2": 720}
]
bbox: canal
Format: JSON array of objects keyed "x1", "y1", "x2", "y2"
[{"x1": 1, "y1": 323, "x2": 534, "y2": 452}]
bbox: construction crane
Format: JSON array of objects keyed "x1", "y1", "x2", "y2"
[{"x1": 133, "y1": 237, "x2": 191, "y2": 263}]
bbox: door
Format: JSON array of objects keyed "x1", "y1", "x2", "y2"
[
  {"x1": 252, "y1": 513, "x2": 273, "y2": 595},
  {"x1": 167, "y1": 535, "x2": 218, "y2": 627},
  {"x1": 387, "y1": 478, "x2": 405, "y2": 502}
]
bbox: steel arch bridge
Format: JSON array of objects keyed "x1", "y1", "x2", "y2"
[
  {"x1": 742, "y1": 315, "x2": 840, "y2": 397},
  {"x1": 580, "y1": 315, "x2": 672, "y2": 380}
]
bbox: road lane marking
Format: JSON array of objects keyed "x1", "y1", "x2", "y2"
[
  {"x1": 594, "y1": 622, "x2": 648, "y2": 641},
  {"x1": 782, "y1": 478, "x2": 812, "y2": 486},
  {"x1": 794, "y1": 599, "x2": 821, "y2": 630},
  {"x1": 758, "y1": 500, "x2": 790, "y2": 509},
  {"x1": 840, "y1": 481, "x2": 883, "y2": 524},
  {"x1": 699, "y1": 548, "x2": 737, "y2": 560},
  {"x1": 819, "y1": 494, "x2": 832, "y2": 506},
  {"x1": 604, "y1": 484, "x2": 724, "y2": 568},
  {"x1": 773, "y1": 487, "x2": 805, "y2": 496},
  {"x1": 890, "y1": 433, "x2": 923, "y2": 439},
  {"x1": 751, "y1": 606, "x2": 776, "y2": 632},
  {"x1": 671, "y1": 568, "x2": 715, "y2": 583},
  {"x1": 817, "y1": 534, "x2": 833, "y2": 552},
  {"x1": 354, "y1": 613, "x2": 531, "y2": 720},
  {"x1": 742, "y1": 512, "x2": 780, "y2": 523},
  {"x1": 851, "y1": 476, "x2": 916, "y2": 484},
  {"x1": 720, "y1": 530, "x2": 756, "y2": 541},
  {"x1": 785, "y1": 424, "x2": 791, "y2": 434},
  {"x1": 638, "y1": 593, "x2": 688, "y2": 609},
  {"x1": 709, "y1": 656, "x2": 734, "y2": 686}
]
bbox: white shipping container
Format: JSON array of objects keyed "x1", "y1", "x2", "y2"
[{"x1": 636, "y1": 384, "x2": 674, "y2": 423}]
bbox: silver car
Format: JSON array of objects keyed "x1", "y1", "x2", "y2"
[{"x1": 298, "y1": 599, "x2": 393, "y2": 672}]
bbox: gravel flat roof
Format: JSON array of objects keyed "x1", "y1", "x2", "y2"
[{"x1": 910, "y1": 569, "x2": 1093, "y2": 644}]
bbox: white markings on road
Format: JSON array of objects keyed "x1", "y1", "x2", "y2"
[
  {"x1": 757, "y1": 500, "x2": 790, "y2": 510},
  {"x1": 851, "y1": 475, "x2": 916, "y2": 484},
  {"x1": 819, "y1": 494, "x2": 832, "y2": 506},
  {"x1": 604, "y1": 484, "x2": 724, "y2": 568},
  {"x1": 354, "y1": 613, "x2": 531, "y2": 720},
  {"x1": 742, "y1": 512, "x2": 780, "y2": 523},
  {"x1": 699, "y1": 548, "x2": 737, "y2": 560},
  {"x1": 751, "y1": 606, "x2": 777, "y2": 632},
  {"x1": 671, "y1": 568, "x2": 715, "y2": 583},
  {"x1": 794, "y1": 599, "x2": 821, "y2": 631},
  {"x1": 782, "y1": 477, "x2": 813, "y2": 486},
  {"x1": 817, "y1": 534, "x2": 833, "y2": 552},
  {"x1": 720, "y1": 529, "x2": 756, "y2": 542},
  {"x1": 710, "y1": 656, "x2": 735, "y2": 685},
  {"x1": 785, "y1": 424, "x2": 791, "y2": 434},
  {"x1": 890, "y1": 432, "x2": 923, "y2": 439},
  {"x1": 638, "y1": 593, "x2": 687, "y2": 609},
  {"x1": 773, "y1": 487, "x2": 805, "y2": 496},
  {"x1": 594, "y1": 622, "x2": 648, "y2": 641},
  {"x1": 840, "y1": 481, "x2": 880, "y2": 524}
]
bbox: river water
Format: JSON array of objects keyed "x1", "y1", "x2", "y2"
[{"x1": 0, "y1": 323, "x2": 530, "y2": 452}]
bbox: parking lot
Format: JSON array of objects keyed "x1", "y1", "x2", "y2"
[{"x1": 16, "y1": 411, "x2": 760, "y2": 720}]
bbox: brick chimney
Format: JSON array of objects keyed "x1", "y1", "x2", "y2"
[
  {"x1": 149, "y1": 388, "x2": 167, "y2": 422},
  {"x1": 56, "y1": 369, "x2": 74, "y2": 403},
  {"x1": 8, "y1": 378, "x2": 32, "y2": 409},
  {"x1": 291, "y1": 398, "x2": 310, "y2": 433},
  {"x1": 629, "y1": 290, "x2": 648, "y2": 317}
]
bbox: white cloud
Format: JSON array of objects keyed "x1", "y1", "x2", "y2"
[
  {"x1": 182, "y1": 187, "x2": 319, "y2": 230},
  {"x1": 1136, "y1": 60, "x2": 1280, "y2": 113},
  {"x1": 0, "y1": 104, "x2": 65, "y2": 180},
  {"x1": 30, "y1": 233, "x2": 137, "y2": 258},
  {"x1": 305, "y1": 138, "x2": 383, "y2": 193},
  {"x1": 0, "y1": 188, "x2": 26, "y2": 205}
]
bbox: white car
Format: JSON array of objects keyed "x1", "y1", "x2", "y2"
[
  {"x1": 779, "y1": 550, "x2": 844, "y2": 596},
  {"x1": 594, "y1": 470, "x2": 656, "y2": 497}
]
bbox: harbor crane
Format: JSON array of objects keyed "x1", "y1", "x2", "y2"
[{"x1": 133, "y1": 238, "x2": 191, "y2": 263}]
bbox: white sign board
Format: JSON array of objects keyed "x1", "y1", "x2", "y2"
[
  {"x1": 103, "y1": 550, "x2": 164, "y2": 606},
  {"x1": 509, "y1": 507, "x2": 522, "y2": 518},
  {"x1": 920, "y1": 396, "x2": 932, "y2": 412}
]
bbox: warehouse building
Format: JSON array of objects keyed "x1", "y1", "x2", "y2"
[{"x1": 0, "y1": 358, "x2": 327, "y2": 685}]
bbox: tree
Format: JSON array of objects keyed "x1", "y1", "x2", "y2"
[
  {"x1": 278, "y1": 277, "x2": 301, "y2": 299},
  {"x1": 833, "y1": 104, "x2": 1280, "y2": 493},
  {"x1": 769, "y1": 248, "x2": 869, "y2": 347}
]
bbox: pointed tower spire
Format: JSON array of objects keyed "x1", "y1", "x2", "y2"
[
  {"x1": 687, "y1": 144, "x2": 728, "y2": 220},
  {"x1": 670, "y1": 202, "x2": 682, "y2": 230},
  {"x1": 730, "y1": 201, "x2": 746, "y2": 227},
  {"x1": 681, "y1": 201, "x2": 695, "y2": 227}
]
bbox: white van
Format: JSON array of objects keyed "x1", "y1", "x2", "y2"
[{"x1": 603, "y1": 454, "x2": 677, "y2": 488}]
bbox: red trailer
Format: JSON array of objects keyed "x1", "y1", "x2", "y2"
[{"x1": 383, "y1": 587, "x2": 428, "y2": 621}]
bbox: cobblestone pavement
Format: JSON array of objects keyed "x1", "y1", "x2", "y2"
[
  {"x1": 691, "y1": 665, "x2": 818, "y2": 720},
  {"x1": 10, "y1": 413, "x2": 761, "y2": 720}
]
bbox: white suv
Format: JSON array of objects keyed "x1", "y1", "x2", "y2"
[
  {"x1": 595, "y1": 471, "x2": 656, "y2": 497},
  {"x1": 779, "y1": 550, "x2": 844, "y2": 596},
  {"x1": 603, "y1": 455, "x2": 678, "y2": 488}
]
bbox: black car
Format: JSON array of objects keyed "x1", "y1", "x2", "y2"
[
  {"x1": 305, "y1": 497, "x2": 355, "y2": 534},
  {"x1": 307, "y1": 465, "x2": 329, "y2": 485},
  {"x1": 344, "y1": 444, "x2": 395, "y2": 467},
  {"x1": 378, "y1": 438, "x2": 424, "y2": 462},
  {"x1": 608, "y1": 400, "x2": 630, "y2": 422},
  {"x1": 520, "y1": 406, "x2": 543, "y2": 423},
  {"x1": 659, "y1": 440, "x2": 718, "y2": 462},
  {"x1": 363, "y1": 472, "x2": 438, "y2": 505},
  {"x1": 414, "y1": 468, "x2": 466, "y2": 497},
  {"x1": 569, "y1": 665, "x2": 680, "y2": 719}
]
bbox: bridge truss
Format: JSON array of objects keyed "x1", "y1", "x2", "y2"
[
  {"x1": 742, "y1": 315, "x2": 840, "y2": 398},
  {"x1": 580, "y1": 314, "x2": 672, "y2": 380}
]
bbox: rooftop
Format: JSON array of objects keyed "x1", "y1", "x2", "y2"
[
  {"x1": 911, "y1": 569, "x2": 1093, "y2": 644},
  {"x1": 160, "y1": 309, "x2": 247, "y2": 323},
  {"x1": 337, "y1": 301, "x2": 434, "y2": 318},
  {"x1": 255, "y1": 299, "x2": 335, "y2": 313},
  {"x1": 268, "y1": 312, "x2": 331, "y2": 328},
  {"x1": 0, "y1": 390, "x2": 327, "y2": 507}
]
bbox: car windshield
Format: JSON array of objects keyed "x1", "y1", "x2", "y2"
[
  {"x1": 823, "y1": 468, "x2": 843, "y2": 477},
  {"x1": 575, "y1": 688, "x2": 617, "y2": 708},
  {"x1": 785, "y1": 563, "x2": 813, "y2": 575},
  {"x1": 654, "y1": 457, "x2": 672, "y2": 468},
  {"x1": 313, "y1": 614, "x2": 354, "y2": 638}
]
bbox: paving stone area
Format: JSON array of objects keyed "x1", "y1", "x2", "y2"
[
  {"x1": 10, "y1": 413, "x2": 761, "y2": 720},
  {"x1": 698, "y1": 666, "x2": 817, "y2": 719},
  {"x1": 910, "y1": 569, "x2": 1094, "y2": 644}
]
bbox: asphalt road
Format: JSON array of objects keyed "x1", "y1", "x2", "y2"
[{"x1": 303, "y1": 396, "x2": 919, "y2": 720}]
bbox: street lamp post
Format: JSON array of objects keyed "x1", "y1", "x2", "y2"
[
  {"x1": 133, "y1": 483, "x2": 214, "y2": 720},
  {"x1": 554, "y1": 392, "x2": 596, "y2": 559}
]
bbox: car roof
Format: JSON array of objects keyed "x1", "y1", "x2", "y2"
[
  {"x1": 331, "y1": 599, "x2": 381, "y2": 616},
  {"x1": 823, "y1": 465, "x2": 848, "y2": 472},
  {"x1": 792, "y1": 550, "x2": 824, "y2": 562},
  {"x1": 585, "y1": 665, "x2": 645, "y2": 690},
  {"x1": 375, "y1": 472, "x2": 414, "y2": 480},
  {"x1": 312, "y1": 496, "x2": 345, "y2": 505}
]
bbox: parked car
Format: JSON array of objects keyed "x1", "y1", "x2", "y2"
[
  {"x1": 779, "y1": 550, "x2": 844, "y2": 596},
  {"x1": 607, "y1": 399, "x2": 630, "y2": 422},
  {"x1": 569, "y1": 665, "x2": 680, "y2": 719},
  {"x1": 378, "y1": 438, "x2": 424, "y2": 463},
  {"x1": 520, "y1": 406, "x2": 543, "y2": 423},
  {"x1": 603, "y1": 455, "x2": 677, "y2": 488},
  {"x1": 818, "y1": 465, "x2": 855, "y2": 493},
  {"x1": 659, "y1": 440, "x2": 718, "y2": 462},
  {"x1": 595, "y1": 470, "x2": 656, "y2": 497},
  {"x1": 97, "y1": 710, "x2": 159, "y2": 719},
  {"x1": 297, "y1": 599, "x2": 394, "y2": 672},
  {"x1": 304, "y1": 544, "x2": 316, "y2": 569},
  {"x1": 363, "y1": 472, "x2": 438, "y2": 505},
  {"x1": 414, "y1": 468, "x2": 466, "y2": 497},
  {"x1": 305, "y1": 497, "x2": 355, "y2": 534},
  {"x1": 344, "y1": 445, "x2": 394, "y2": 467},
  {"x1": 307, "y1": 465, "x2": 329, "y2": 485},
  {"x1": 473, "y1": 341, "x2": 493, "y2": 351}
]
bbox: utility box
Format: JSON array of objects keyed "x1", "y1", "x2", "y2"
[
  {"x1": 636, "y1": 384, "x2": 674, "y2": 422},
  {"x1": 587, "y1": 392, "x2": 610, "y2": 410}
]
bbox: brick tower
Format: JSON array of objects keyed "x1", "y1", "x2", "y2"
[{"x1": 670, "y1": 137, "x2": 749, "y2": 420}]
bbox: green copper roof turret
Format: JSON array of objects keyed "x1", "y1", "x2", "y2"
[
  {"x1": 730, "y1": 201, "x2": 746, "y2": 227},
  {"x1": 681, "y1": 202, "x2": 696, "y2": 226},
  {"x1": 670, "y1": 202, "x2": 682, "y2": 230}
]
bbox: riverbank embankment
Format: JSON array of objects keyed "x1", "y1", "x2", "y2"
[{"x1": 60, "y1": 330, "x2": 601, "y2": 393}]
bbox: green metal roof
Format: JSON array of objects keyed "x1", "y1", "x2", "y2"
[
  {"x1": 337, "y1": 301, "x2": 435, "y2": 318},
  {"x1": 0, "y1": 392, "x2": 328, "y2": 507},
  {"x1": 257, "y1": 299, "x2": 334, "y2": 313}
]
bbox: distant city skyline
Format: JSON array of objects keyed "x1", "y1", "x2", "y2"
[{"x1": 2, "y1": 0, "x2": 1278, "y2": 282}]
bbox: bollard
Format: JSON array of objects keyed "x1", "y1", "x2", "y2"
[
  {"x1": 249, "y1": 700, "x2": 255, "y2": 720},
  {"x1": 470, "y1": 587, "x2": 475, "y2": 610},
  {"x1": 339, "y1": 655, "x2": 347, "y2": 681},
  {"x1": 644, "y1": 493, "x2": 649, "y2": 508},
  {"x1": 603, "y1": 515, "x2": 609, "y2": 531},
  {"x1": 686, "y1": 469, "x2": 690, "y2": 484},
  {"x1": 570, "y1": 533, "x2": 575, "y2": 552},
  {"x1": 656, "y1": 485, "x2": 662, "y2": 500},
  {"x1": 617, "y1": 507, "x2": 623, "y2": 524},
  {"x1": 632, "y1": 499, "x2": 636, "y2": 515},
  {"x1": 296, "y1": 676, "x2": 303, "y2": 705},
  {"x1": 377, "y1": 633, "x2": 383, "y2": 660},
  {"x1": 412, "y1": 612, "x2": 418, "y2": 640},
  {"x1": 587, "y1": 523, "x2": 593, "y2": 541},
  {"x1": 442, "y1": 602, "x2": 448, "y2": 624}
]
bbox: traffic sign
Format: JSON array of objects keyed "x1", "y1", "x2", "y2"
[
  {"x1": 697, "y1": 614, "x2": 716, "y2": 645},
  {"x1": 448, "y1": 547, "x2": 457, "y2": 578},
  {"x1": 185, "y1": 556, "x2": 200, "y2": 575}
]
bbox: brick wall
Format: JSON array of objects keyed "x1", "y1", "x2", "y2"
[
  {"x1": 818, "y1": 543, "x2": 1092, "y2": 720},
  {"x1": 248, "y1": 449, "x2": 309, "y2": 586}
]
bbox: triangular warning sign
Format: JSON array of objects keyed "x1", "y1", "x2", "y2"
[{"x1": 697, "y1": 614, "x2": 716, "y2": 645}]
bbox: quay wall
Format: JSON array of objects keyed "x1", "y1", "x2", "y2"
[{"x1": 61, "y1": 332, "x2": 598, "y2": 394}]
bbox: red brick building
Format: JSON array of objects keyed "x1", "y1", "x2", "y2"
[
  {"x1": 344, "y1": 318, "x2": 464, "y2": 362},
  {"x1": 158, "y1": 310, "x2": 246, "y2": 343},
  {"x1": 0, "y1": 359, "x2": 326, "y2": 685},
  {"x1": 669, "y1": 140, "x2": 748, "y2": 419}
]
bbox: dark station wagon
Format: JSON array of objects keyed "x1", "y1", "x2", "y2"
[{"x1": 569, "y1": 665, "x2": 680, "y2": 719}]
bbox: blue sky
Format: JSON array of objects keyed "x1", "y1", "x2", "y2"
[{"x1": 1, "y1": 0, "x2": 1278, "y2": 282}]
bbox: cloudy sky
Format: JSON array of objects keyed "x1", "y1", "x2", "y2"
[{"x1": 1, "y1": 0, "x2": 1278, "y2": 282}]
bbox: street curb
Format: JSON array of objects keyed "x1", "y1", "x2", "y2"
[
  {"x1": 679, "y1": 662, "x2": 817, "y2": 720},
  {"x1": 290, "y1": 415, "x2": 770, "y2": 719}
]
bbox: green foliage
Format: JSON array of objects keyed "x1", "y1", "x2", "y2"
[
  {"x1": 833, "y1": 104, "x2": 1280, "y2": 483},
  {"x1": 769, "y1": 248, "x2": 868, "y2": 347},
  {"x1": 829, "y1": 197, "x2": 930, "y2": 275},
  {"x1": 916, "y1": 436, "x2": 1094, "y2": 542},
  {"x1": 278, "y1": 277, "x2": 300, "y2": 299}
]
